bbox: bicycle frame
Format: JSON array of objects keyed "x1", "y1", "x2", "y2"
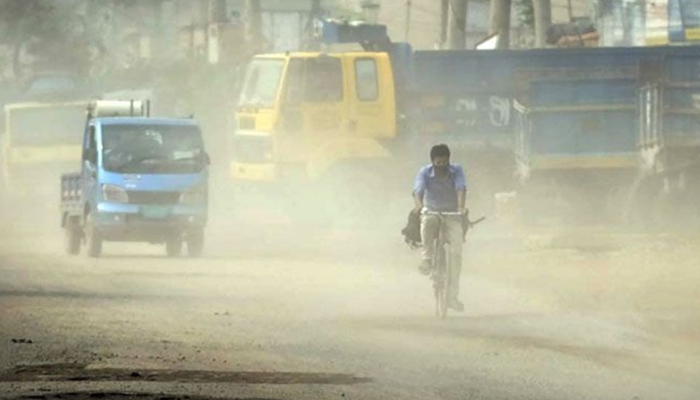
[
  {"x1": 423, "y1": 211, "x2": 462, "y2": 318},
  {"x1": 421, "y1": 210, "x2": 484, "y2": 318}
]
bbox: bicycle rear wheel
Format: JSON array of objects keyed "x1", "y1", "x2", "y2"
[{"x1": 433, "y1": 244, "x2": 449, "y2": 318}]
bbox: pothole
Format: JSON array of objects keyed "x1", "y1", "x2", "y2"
[{"x1": 0, "y1": 364, "x2": 371, "y2": 385}]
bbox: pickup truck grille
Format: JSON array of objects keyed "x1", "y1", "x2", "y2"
[{"x1": 127, "y1": 191, "x2": 180, "y2": 205}]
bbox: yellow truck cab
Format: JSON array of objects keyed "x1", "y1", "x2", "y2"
[
  {"x1": 231, "y1": 51, "x2": 397, "y2": 185},
  {"x1": 1, "y1": 100, "x2": 87, "y2": 195}
]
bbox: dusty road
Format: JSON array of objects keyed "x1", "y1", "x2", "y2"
[{"x1": 1, "y1": 193, "x2": 699, "y2": 400}]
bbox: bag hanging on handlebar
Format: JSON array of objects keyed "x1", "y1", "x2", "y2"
[{"x1": 401, "y1": 210, "x2": 422, "y2": 247}]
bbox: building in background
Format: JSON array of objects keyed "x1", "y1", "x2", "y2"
[
  {"x1": 645, "y1": 0, "x2": 669, "y2": 45},
  {"x1": 80, "y1": 0, "x2": 335, "y2": 68},
  {"x1": 596, "y1": 0, "x2": 645, "y2": 46},
  {"x1": 334, "y1": 0, "x2": 590, "y2": 49},
  {"x1": 644, "y1": 0, "x2": 700, "y2": 45},
  {"x1": 173, "y1": 0, "x2": 331, "y2": 61},
  {"x1": 595, "y1": 0, "x2": 700, "y2": 47}
]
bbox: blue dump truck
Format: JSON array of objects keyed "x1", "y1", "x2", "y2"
[
  {"x1": 60, "y1": 101, "x2": 209, "y2": 258},
  {"x1": 632, "y1": 48, "x2": 700, "y2": 230},
  {"x1": 409, "y1": 51, "x2": 518, "y2": 213},
  {"x1": 406, "y1": 45, "x2": 700, "y2": 226},
  {"x1": 410, "y1": 49, "x2": 644, "y2": 221},
  {"x1": 511, "y1": 48, "x2": 643, "y2": 224},
  {"x1": 506, "y1": 45, "x2": 700, "y2": 226}
]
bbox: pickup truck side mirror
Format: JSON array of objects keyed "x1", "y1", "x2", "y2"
[{"x1": 83, "y1": 148, "x2": 97, "y2": 165}]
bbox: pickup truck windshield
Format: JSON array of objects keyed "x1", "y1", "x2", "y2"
[
  {"x1": 7, "y1": 105, "x2": 85, "y2": 146},
  {"x1": 238, "y1": 59, "x2": 285, "y2": 108},
  {"x1": 102, "y1": 124, "x2": 205, "y2": 174}
]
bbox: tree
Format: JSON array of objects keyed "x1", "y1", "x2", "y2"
[
  {"x1": 515, "y1": 0, "x2": 534, "y2": 29},
  {"x1": 0, "y1": 0, "x2": 96, "y2": 79},
  {"x1": 490, "y1": 0, "x2": 512, "y2": 49},
  {"x1": 449, "y1": 0, "x2": 467, "y2": 50},
  {"x1": 0, "y1": 0, "x2": 53, "y2": 78},
  {"x1": 513, "y1": 0, "x2": 535, "y2": 48},
  {"x1": 533, "y1": 0, "x2": 551, "y2": 47}
]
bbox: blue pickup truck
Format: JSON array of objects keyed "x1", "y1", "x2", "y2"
[{"x1": 60, "y1": 101, "x2": 209, "y2": 258}]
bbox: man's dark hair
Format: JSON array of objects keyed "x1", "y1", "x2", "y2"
[{"x1": 430, "y1": 144, "x2": 450, "y2": 161}]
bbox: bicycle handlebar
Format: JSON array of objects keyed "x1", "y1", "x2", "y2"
[
  {"x1": 422, "y1": 211, "x2": 464, "y2": 216},
  {"x1": 422, "y1": 210, "x2": 486, "y2": 228},
  {"x1": 470, "y1": 216, "x2": 486, "y2": 226}
]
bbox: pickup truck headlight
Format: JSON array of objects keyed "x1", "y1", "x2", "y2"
[
  {"x1": 180, "y1": 185, "x2": 207, "y2": 205},
  {"x1": 102, "y1": 184, "x2": 128, "y2": 203}
]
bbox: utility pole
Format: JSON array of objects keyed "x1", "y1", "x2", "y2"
[
  {"x1": 245, "y1": 0, "x2": 262, "y2": 54},
  {"x1": 489, "y1": 0, "x2": 511, "y2": 49},
  {"x1": 449, "y1": 0, "x2": 467, "y2": 49},
  {"x1": 405, "y1": 0, "x2": 412, "y2": 43},
  {"x1": 533, "y1": 0, "x2": 552, "y2": 47},
  {"x1": 210, "y1": 0, "x2": 228, "y2": 23},
  {"x1": 305, "y1": 0, "x2": 322, "y2": 50},
  {"x1": 567, "y1": 0, "x2": 573, "y2": 22},
  {"x1": 440, "y1": 0, "x2": 449, "y2": 48},
  {"x1": 207, "y1": 0, "x2": 228, "y2": 64},
  {"x1": 361, "y1": 1, "x2": 380, "y2": 24},
  {"x1": 311, "y1": 0, "x2": 322, "y2": 22},
  {"x1": 148, "y1": 0, "x2": 165, "y2": 59}
]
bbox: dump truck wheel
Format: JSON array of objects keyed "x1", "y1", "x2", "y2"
[
  {"x1": 187, "y1": 228, "x2": 204, "y2": 258},
  {"x1": 85, "y1": 213, "x2": 103, "y2": 258},
  {"x1": 64, "y1": 217, "x2": 81, "y2": 256},
  {"x1": 166, "y1": 235, "x2": 183, "y2": 258}
]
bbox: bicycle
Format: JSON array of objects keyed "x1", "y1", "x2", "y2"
[{"x1": 423, "y1": 210, "x2": 485, "y2": 319}]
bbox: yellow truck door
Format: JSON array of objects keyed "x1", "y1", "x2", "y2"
[
  {"x1": 302, "y1": 56, "x2": 347, "y2": 140},
  {"x1": 346, "y1": 54, "x2": 396, "y2": 140},
  {"x1": 276, "y1": 55, "x2": 349, "y2": 166}
]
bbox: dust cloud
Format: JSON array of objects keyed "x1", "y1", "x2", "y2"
[{"x1": 0, "y1": 10, "x2": 699, "y2": 400}]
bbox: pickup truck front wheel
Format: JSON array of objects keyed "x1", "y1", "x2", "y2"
[
  {"x1": 85, "y1": 213, "x2": 103, "y2": 258},
  {"x1": 186, "y1": 228, "x2": 204, "y2": 258},
  {"x1": 166, "y1": 235, "x2": 182, "y2": 258},
  {"x1": 64, "y1": 217, "x2": 81, "y2": 256}
]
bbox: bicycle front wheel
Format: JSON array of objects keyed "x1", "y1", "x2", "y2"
[{"x1": 434, "y1": 244, "x2": 450, "y2": 319}]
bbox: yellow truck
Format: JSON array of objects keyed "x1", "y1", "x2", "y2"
[
  {"x1": 1, "y1": 101, "x2": 87, "y2": 197},
  {"x1": 230, "y1": 48, "x2": 403, "y2": 219},
  {"x1": 229, "y1": 21, "x2": 519, "y2": 220},
  {"x1": 232, "y1": 52, "x2": 397, "y2": 181}
]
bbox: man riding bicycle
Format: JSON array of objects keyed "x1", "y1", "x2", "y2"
[{"x1": 413, "y1": 144, "x2": 468, "y2": 312}]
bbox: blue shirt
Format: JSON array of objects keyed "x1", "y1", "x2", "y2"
[{"x1": 414, "y1": 164, "x2": 467, "y2": 212}]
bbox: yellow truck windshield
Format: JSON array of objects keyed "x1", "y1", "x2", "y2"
[
  {"x1": 238, "y1": 59, "x2": 285, "y2": 108},
  {"x1": 285, "y1": 57, "x2": 343, "y2": 103}
]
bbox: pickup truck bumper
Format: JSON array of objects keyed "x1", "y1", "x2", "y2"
[{"x1": 95, "y1": 202, "x2": 207, "y2": 242}]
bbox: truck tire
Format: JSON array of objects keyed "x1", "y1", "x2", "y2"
[
  {"x1": 85, "y1": 213, "x2": 103, "y2": 258},
  {"x1": 64, "y1": 217, "x2": 81, "y2": 256},
  {"x1": 166, "y1": 235, "x2": 182, "y2": 258},
  {"x1": 186, "y1": 228, "x2": 204, "y2": 258}
]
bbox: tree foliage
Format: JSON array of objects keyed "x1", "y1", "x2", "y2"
[
  {"x1": 513, "y1": 0, "x2": 535, "y2": 28},
  {"x1": 0, "y1": 0, "x2": 120, "y2": 80},
  {"x1": 514, "y1": 0, "x2": 535, "y2": 28}
]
